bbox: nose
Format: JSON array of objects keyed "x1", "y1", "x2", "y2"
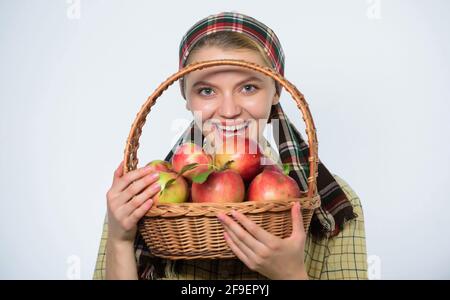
[{"x1": 218, "y1": 93, "x2": 242, "y2": 119}]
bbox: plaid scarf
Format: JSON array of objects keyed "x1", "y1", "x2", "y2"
[
  {"x1": 179, "y1": 12, "x2": 284, "y2": 75},
  {"x1": 133, "y1": 11, "x2": 357, "y2": 280}
]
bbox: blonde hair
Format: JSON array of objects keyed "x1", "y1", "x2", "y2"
[{"x1": 184, "y1": 31, "x2": 281, "y2": 95}]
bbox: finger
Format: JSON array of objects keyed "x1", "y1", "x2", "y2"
[
  {"x1": 111, "y1": 165, "x2": 157, "y2": 195},
  {"x1": 223, "y1": 226, "x2": 258, "y2": 262},
  {"x1": 224, "y1": 227, "x2": 257, "y2": 263},
  {"x1": 217, "y1": 213, "x2": 265, "y2": 257},
  {"x1": 112, "y1": 160, "x2": 124, "y2": 185},
  {"x1": 114, "y1": 172, "x2": 160, "y2": 206},
  {"x1": 229, "y1": 210, "x2": 274, "y2": 246},
  {"x1": 223, "y1": 230, "x2": 253, "y2": 269},
  {"x1": 291, "y1": 201, "x2": 305, "y2": 238},
  {"x1": 123, "y1": 199, "x2": 154, "y2": 229},
  {"x1": 117, "y1": 181, "x2": 161, "y2": 217}
]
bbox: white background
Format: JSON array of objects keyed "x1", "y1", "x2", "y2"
[{"x1": 1, "y1": 0, "x2": 449, "y2": 279}]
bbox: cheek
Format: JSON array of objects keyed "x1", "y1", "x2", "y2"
[
  {"x1": 240, "y1": 95, "x2": 273, "y2": 120},
  {"x1": 187, "y1": 99, "x2": 217, "y2": 124}
]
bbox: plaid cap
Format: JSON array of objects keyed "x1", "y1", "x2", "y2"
[{"x1": 178, "y1": 11, "x2": 285, "y2": 98}]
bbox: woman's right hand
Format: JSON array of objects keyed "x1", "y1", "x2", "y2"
[{"x1": 106, "y1": 160, "x2": 161, "y2": 244}]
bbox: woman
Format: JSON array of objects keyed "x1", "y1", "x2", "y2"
[{"x1": 94, "y1": 12, "x2": 368, "y2": 280}]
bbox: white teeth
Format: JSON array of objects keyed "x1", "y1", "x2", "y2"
[{"x1": 216, "y1": 122, "x2": 249, "y2": 132}]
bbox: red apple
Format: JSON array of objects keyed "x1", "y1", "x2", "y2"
[
  {"x1": 247, "y1": 169, "x2": 302, "y2": 201},
  {"x1": 213, "y1": 137, "x2": 263, "y2": 182},
  {"x1": 171, "y1": 142, "x2": 213, "y2": 181},
  {"x1": 191, "y1": 169, "x2": 245, "y2": 203},
  {"x1": 152, "y1": 171, "x2": 189, "y2": 204},
  {"x1": 145, "y1": 160, "x2": 172, "y2": 172}
]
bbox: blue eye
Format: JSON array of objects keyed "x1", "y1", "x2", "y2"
[
  {"x1": 198, "y1": 87, "x2": 215, "y2": 96},
  {"x1": 242, "y1": 84, "x2": 258, "y2": 93}
]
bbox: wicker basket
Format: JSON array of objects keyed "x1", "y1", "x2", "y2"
[{"x1": 123, "y1": 59, "x2": 321, "y2": 260}]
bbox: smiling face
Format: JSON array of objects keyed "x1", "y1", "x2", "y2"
[{"x1": 184, "y1": 46, "x2": 279, "y2": 147}]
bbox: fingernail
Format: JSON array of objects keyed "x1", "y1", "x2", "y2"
[
  {"x1": 217, "y1": 214, "x2": 224, "y2": 222},
  {"x1": 148, "y1": 172, "x2": 160, "y2": 180},
  {"x1": 231, "y1": 210, "x2": 237, "y2": 218},
  {"x1": 151, "y1": 183, "x2": 161, "y2": 193}
]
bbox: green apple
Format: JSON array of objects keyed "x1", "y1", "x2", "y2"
[{"x1": 153, "y1": 171, "x2": 189, "y2": 204}]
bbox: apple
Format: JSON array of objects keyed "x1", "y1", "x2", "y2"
[
  {"x1": 152, "y1": 171, "x2": 189, "y2": 204},
  {"x1": 145, "y1": 160, "x2": 172, "y2": 172},
  {"x1": 247, "y1": 168, "x2": 302, "y2": 201},
  {"x1": 213, "y1": 137, "x2": 263, "y2": 182},
  {"x1": 171, "y1": 142, "x2": 213, "y2": 181},
  {"x1": 191, "y1": 169, "x2": 245, "y2": 203}
]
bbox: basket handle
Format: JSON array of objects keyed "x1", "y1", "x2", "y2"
[{"x1": 123, "y1": 59, "x2": 319, "y2": 199}]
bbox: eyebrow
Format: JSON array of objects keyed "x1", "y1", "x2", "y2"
[{"x1": 191, "y1": 76, "x2": 264, "y2": 89}]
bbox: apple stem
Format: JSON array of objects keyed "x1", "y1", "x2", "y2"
[{"x1": 220, "y1": 160, "x2": 235, "y2": 172}]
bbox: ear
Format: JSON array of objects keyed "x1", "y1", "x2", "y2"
[
  {"x1": 272, "y1": 92, "x2": 280, "y2": 105},
  {"x1": 185, "y1": 99, "x2": 190, "y2": 110}
]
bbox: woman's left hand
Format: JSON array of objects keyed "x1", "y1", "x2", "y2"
[{"x1": 217, "y1": 201, "x2": 308, "y2": 280}]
